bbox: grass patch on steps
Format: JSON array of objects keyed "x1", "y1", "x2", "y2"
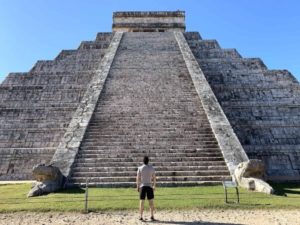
[{"x1": 0, "y1": 183, "x2": 300, "y2": 212}]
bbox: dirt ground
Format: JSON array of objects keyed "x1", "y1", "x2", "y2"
[{"x1": 1, "y1": 209, "x2": 300, "y2": 225}]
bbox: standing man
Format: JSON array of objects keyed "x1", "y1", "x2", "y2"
[{"x1": 136, "y1": 156, "x2": 156, "y2": 221}]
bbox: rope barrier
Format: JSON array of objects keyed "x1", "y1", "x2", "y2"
[{"x1": 0, "y1": 192, "x2": 289, "y2": 200}]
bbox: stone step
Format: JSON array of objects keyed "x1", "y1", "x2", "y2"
[
  {"x1": 82, "y1": 137, "x2": 216, "y2": 143},
  {"x1": 88, "y1": 119, "x2": 211, "y2": 123},
  {"x1": 79, "y1": 146, "x2": 220, "y2": 151},
  {"x1": 86, "y1": 125, "x2": 213, "y2": 130},
  {"x1": 72, "y1": 165, "x2": 228, "y2": 173},
  {"x1": 80, "y1": 143, "x2": 220, "y2": 149},
  {"x1": 76, "y1": 152, "x2": 222, "y2": 158},
  {"x1": 74, "y1": 160, "x2": 227, "y2": 168},
  {"x1": 82, "y1": 137, "x2": 217, "y2": 142},
  {"x1": 81, "y1": 140, "x2": 218, "y2": 146},
  {"x1": 72, "y1": 170, "x2": 230, "y2": 178},
  {"x1": 86, "y1": 125, "x2": 212, "y2": 130},
  {"x1": 91, "y1": 115, "x2": 207, "y2": 118},
  {"x1": 88, "y1": 117, "x2": 211, "y2": 122},
  {"x1": 75, "y1": 156, "x2": 225, "y2": 163},
  {"x1": 88, "y1": 119, "x2": 211, "y2": 124},
  {"x1": 84, "y1": 133, "x2": 216, "y2": 139},
  {"x1": 81, "y1": 141, "x2": 219, "y2": 146},
  {"x1": 90, "y1": 118, "x2": 208, "y2": 122},
  {"x1": 89, "y1": 124, "x2": 212, "y2": 129},
  {"x1": 91, "y1": 115, "x2": 207, "y2": 120},
  {"x1": 68, "y1": 180, "x2": 226, "y2": 188},
  {"x1": 85, "y1": 131, "x2": 214, "y2": 137},
  {"x1": 78, "y1": 148, "x2": 221, "y2": 155},
  {"x1": 83, "y1": 139, "x2": 217, "y2": 146},
  {"x1": 70, "y1": 175, "x2": 231, "y2": 183},
  {"x1": 94, "y1": 102, "x2": 203, "y2": 106}
]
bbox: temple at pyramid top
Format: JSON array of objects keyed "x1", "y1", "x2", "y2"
[{"x1": 112, "y1": 11, "x2": 186, "y2": 32}]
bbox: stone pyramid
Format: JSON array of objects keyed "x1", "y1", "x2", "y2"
[{"x1": 0, "y1": 11, "x2": 299, "y2": 187}]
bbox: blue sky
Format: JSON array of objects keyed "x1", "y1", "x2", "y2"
[{"x1": 0, "y1": 0, "x2": 299, "y2": 82}]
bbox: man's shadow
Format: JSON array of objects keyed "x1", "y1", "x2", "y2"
[
  {"x1": 144, "y1": 220, "x2": 243, "y2": 225},
  {"x1": 272, "y1": 182, "x2": 300, "y2": 196}
]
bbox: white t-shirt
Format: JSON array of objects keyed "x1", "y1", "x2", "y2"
[{"x1": 137, "y1": 164, "x2": 155, "y2": 187}]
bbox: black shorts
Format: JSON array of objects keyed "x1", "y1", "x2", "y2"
[{"x1": 140, "y1": 186, "x2": 154, "y2": 200}]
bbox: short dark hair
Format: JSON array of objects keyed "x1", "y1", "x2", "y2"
[{"x1": 143, "y1": 156, "x2": 149, "y2": 165}]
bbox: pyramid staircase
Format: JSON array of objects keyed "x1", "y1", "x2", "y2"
[{"x1": 69, "y1": 32, "x2": 231, "y2": 187}]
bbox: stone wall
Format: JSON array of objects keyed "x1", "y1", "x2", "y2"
[
  {"x1": 185, "y1": 32, "x2": 300, "y2": 181},
  {"x1": 0, "y1": 32, "x2": 113, "y2": 180}
]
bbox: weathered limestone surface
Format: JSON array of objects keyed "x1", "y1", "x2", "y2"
[
  {"x1": 0, "y1": 33, "x2": 113, "y2": 180},
  {"x1": 113, "y1": 11, "x2": 185, "y2": 32},
  {"x1": 27, "y1": 164, "x2": 63, "y2": 197},
  {"x1": 185, "y1": 32, "x2": 300, "y2": 181},
  {"x1": 51, "y1": 32, "x2": 123, "y2": 179},
  {"x1": 175, "y1": 32, "x2": 249, "y2": 175},
  {"x1": 234, "y1": 159, "x2": 274, "y2": 194}
]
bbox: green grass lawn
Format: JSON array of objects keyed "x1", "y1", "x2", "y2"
[{"x1": 0, "y1": 183, "x2": 300, "y2": 212}]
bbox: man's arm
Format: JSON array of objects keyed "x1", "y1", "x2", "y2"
[
  {"x1": 136, "y1": 170, "x2": 141, "y2": 192},
  {"x1": 152, "y1": 173, "x2": 156, "y2": 191}
]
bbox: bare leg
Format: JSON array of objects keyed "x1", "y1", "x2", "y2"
[
  {"x1": 149, "y1": 199, "x2": 154, "y2": 218},
  {"x1": 139, "y1": 200, "x2": 145, "y2": 218}
]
